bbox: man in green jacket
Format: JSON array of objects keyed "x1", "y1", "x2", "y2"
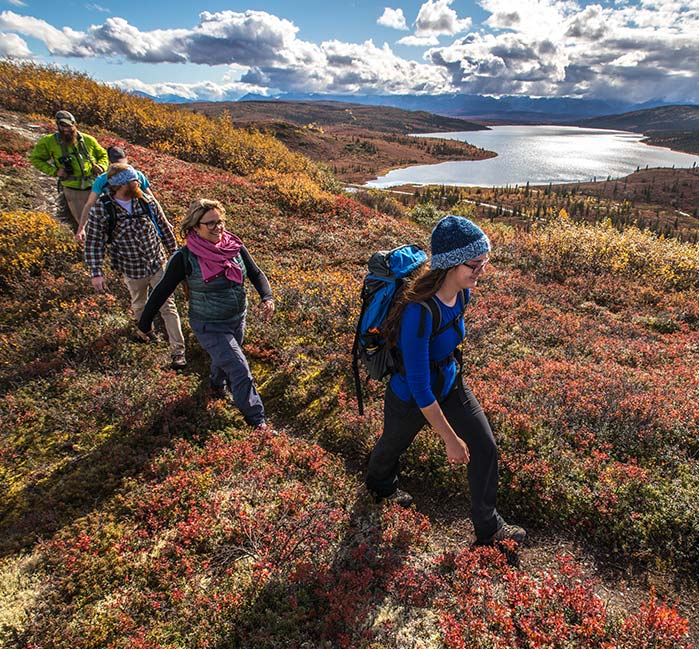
[{"x1": 29, "y1": 110, "x2": 109, "y2": 227}]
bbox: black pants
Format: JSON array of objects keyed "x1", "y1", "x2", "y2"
[{"x1": 366, "y1": 379, "x2": 503, "y2": 542}]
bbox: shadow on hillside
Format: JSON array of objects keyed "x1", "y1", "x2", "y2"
[
  {"x1": 226, "y1": 491, "x2": 412, "y2": 647},
  {"x1": 0, "y1": 378, "x2": 206, "y2": 558}
]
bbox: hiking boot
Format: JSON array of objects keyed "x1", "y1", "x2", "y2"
[
  {"x1": 477, "y1": 522, "x2": 527, "y2": 546},
  {"x1": 209, "y1": 379, "x2": 228, "y2": 399},
  {"x1": 379, "y1": 488, "x2": 414, "y2": 508},
  {"x1": 254, "y1": 422, "x2": 279, "y2": 436},
  {"x1": 170, "y1": 354, "x2": 187, "y2": 370}
]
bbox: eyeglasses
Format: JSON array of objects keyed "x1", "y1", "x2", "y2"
[
  {"x1": 199, "y1": 219, "x2": 225, "y2": 231},
  {"x1": 462, "y1": 258, "x2": 490, "y2": 274}
]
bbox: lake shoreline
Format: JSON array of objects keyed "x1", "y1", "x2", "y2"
[{"x1": 362, "y1": 125, "x2": 699, "y2": 189}]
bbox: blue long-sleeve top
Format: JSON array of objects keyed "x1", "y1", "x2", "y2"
[{"x1": 389, "y1": 290, "x2": 469, "y2": 407}]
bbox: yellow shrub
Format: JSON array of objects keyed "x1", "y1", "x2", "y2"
[
  {"x1": 0, "y1": 211, "x2": 79, "y2": 280},
  {"x1": 0, "y1": 61, "x2": 329, "y2": 188},
  {"x1": 252, "y1": 170, "x2": 335, "y2": 213},
  {"x1": 523, "y1": 214, "x2": 699, "y2": 290}
]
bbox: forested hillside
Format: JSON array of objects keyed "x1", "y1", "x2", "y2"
[
  {"x1": 576, "y1": 105, "x2": 699, "y2": 133},
  {"x1": 0, "y1": 62, "x2": 697, "y2": 648},
  {"x1": 575, "y1": 105, "x2": 699, "y2": 155}
]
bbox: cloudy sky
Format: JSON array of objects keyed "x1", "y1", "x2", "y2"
[{"x1": 1, "y1": 0, "x2": 697, "y2": 103}]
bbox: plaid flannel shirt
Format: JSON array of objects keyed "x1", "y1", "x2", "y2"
[{"x1": 84, "y1": 195, "x2": 177, "y2": 279}]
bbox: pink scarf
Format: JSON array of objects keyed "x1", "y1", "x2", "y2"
[{"x1": 186, "y1": 230, "x2": 244, "y2": 284}]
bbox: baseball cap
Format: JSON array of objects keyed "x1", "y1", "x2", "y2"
[
  {"x1": 55, "y1": 110, "x2": 76, "y2": 125},
  {"x1": 107, "y1": 146, "x2": 126, "y2": 163}
]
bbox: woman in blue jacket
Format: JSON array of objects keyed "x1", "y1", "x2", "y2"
[
  {"x1": 365, "y1": 215, "x2": 525, "y2": 547},
  {"x1": 138, "y1": 199, "x2": 274, "y2": 430}
]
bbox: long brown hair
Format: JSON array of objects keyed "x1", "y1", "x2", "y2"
[{"x1": 383, "y1": 266, "x2": 448, "y2": 347}]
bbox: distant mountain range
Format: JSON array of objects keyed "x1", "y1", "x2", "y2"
[{"x1": 135, "y1": 88, "x2": 677, "y2": 123}]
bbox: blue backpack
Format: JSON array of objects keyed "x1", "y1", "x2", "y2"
[{"x1": 351, "y1": 244, "x2": 427, "y2": 415}]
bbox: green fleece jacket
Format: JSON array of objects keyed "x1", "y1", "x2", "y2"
[{"x1": 29, "y1": 132, "x2": 109, "y2": 190}]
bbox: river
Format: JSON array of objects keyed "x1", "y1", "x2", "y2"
[{"x1": 366, "y1": 125, "x2": 699, "y2": 188}]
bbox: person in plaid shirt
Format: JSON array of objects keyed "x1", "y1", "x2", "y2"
[{"x1": 84, "y1": 163, "x2": 187, "y2": 369}]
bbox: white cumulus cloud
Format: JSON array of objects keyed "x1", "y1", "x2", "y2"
[
  {"x1": 377, "y1": 7, "x2": 408, "y2": 30},
  {"x1": 110, "y1": 77, "x2": 267, "y2": 101},
  {"x1": 0, "y1": 9, "x2": 451, "y2": 96},
  {"x1": 318, "y1": 38, "x2": 450, "y2": 93},
  {"x1": 0, "y1": 11, "x2": 89, "y2": 55},
  {"x1": 0, "y1": 30, "x2": 30, "y2": 56},
  {"x1": 426, "y1": 0, "x2": 699, "y2": 102},
  {"x1": 0, "y1": 2, "x2": 698, "y2": 103},
  {"x1": 415, "y1": 0, "x2": 472, "y2": 37},
  {"x1": 397, "y1": 34, "x2": 439, "y2": 46}
]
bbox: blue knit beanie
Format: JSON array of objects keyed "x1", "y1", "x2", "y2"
[{"x1": 430, "y1": 215, "x2": 491, "y2": 270}]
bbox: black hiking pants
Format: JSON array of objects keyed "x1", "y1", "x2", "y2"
[{"x1": 366, "y1": 378, "x2": 503, "y2": 542}]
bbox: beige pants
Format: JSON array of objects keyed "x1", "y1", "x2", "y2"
[
  {"x1": 122, "y1": 267, "x2": 186, "y2": 357},
  {"x1": 62, "y1": 186, "x2": 91, "y2": 225}
]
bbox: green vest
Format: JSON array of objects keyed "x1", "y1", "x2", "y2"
[{"x1": 182, "y1": 246, "x2": 248, "y2": 324}]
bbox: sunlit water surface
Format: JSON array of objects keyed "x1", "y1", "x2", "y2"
[{"x1": 366, "y1": 125, "x2": 699, "y2": 188}]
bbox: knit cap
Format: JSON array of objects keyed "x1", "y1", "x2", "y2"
[
  {"x1": 55, "y1": 110, "x2": 76, "y2": 125},
  {"x1": 430, "y1": 215, "x2": 491, "y2": 270},
  {"x1": 108, "y1": 165, "x2": 139, "y2": 187}
]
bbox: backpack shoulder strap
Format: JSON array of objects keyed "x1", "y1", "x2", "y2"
[
  {"x1": 178, "y1": 246, "x2": 191, "y2": 303},
  {"x1": 435, "y1": 290, "x2": 468, "y2": 338},
  {"x1": 420, "y1": 291, "x2": 469, "y2": 340},
  {"x1": 417, "y1": 296, "x2": 441, "y2": 339},
  {"x1": 137, "y1": 197, "x2": 163, "y2": 239},
  {"x1": 77, "y1": 133, "x2": 95, "y2": 164},
  {"x1": 98, "y1": 193, "x2": 118, "y2": 242},
  {"x1": 138, "y1": 196, "x2": 152, "y2": 217},
  {"x1": 54, "y1": 132, "x2": 69, "y2": 157}
]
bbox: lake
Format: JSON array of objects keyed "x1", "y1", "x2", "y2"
[{"x1": 366, "y1": 125, "x2": 699, "y2": 188}]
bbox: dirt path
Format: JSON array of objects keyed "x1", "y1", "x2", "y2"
[{"x1": 0, "y1": 110, "x2": 72, "y2": 222}]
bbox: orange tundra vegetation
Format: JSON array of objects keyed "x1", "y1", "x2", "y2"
[
  {"x1": 0, "y1": 59, "x2": 338, "y2": 194},
  {"x1": 0, "y1": 63, "x2": 698, "y2": 647}
]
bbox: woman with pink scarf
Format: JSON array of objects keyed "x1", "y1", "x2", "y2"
[{"x1": 138, "y1": 199, "x2": 275, "y2": 430}]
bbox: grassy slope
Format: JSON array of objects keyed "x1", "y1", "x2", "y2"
[{"x1": 1, "y1": 107, "x2": 698, "y2": 647}]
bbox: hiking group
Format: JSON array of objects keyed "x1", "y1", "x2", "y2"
[
  {"x1": 29, "y1": 110, "x2": 275, "y2": 432},
  {"x1": 29, "y1": 110, "x2": 525, "y2": 549}
]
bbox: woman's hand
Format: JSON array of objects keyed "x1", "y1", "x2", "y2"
[
  {"x1": 420, "y1": 400, "x2": 470, "y2": 465},
  {"x1": 259, "y1": 299, "x2": 275, "y2": 322},
  {"x1": 444, "y1": 436, "x2": 470, "y2": 464}
]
